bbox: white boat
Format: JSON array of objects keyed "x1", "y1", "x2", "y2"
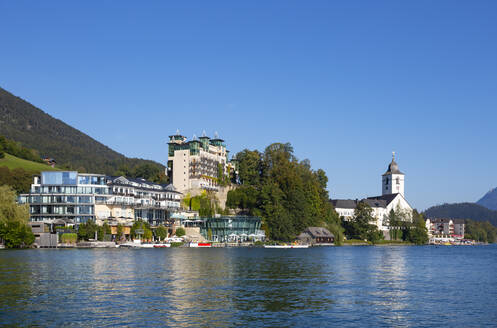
[
  {"x1": 264, "y1": 245, "x2": 309, "y2": 249},
  {"x1": 189, "y1": 242, "x2": 212, "y2": 248},
  {"x1": 118, "y1": 240, "x2": 170, "y2": 248}
]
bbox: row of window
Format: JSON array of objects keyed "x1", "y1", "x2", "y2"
[
  {"x1": 31, "y1": 186, "x2": 109, "y2": 194},
  {"x1": 30, "y1": 205, "x2": 94, "y2": 215}
]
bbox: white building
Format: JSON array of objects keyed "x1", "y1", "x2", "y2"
[
  {"x1": 95, "y1": 176, "x2": 182, "y2": 226},
  {"x1": 425, "y1": 218, "x2": 465, "y2": 238},
  {"x1": 331, "y1": 153, "x2": 413, "y2": 231},
  {"x1": 18, "y1": 171, "x2": 182, "y2": 227},
  {"x1": 167, "y1": 130, "x2": 233, "y2": 193}
]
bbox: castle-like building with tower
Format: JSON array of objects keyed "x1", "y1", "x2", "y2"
[{"x1": 331, "y1": 153, "x2": 413, "y2": 232}]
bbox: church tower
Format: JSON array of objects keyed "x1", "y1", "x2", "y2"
[{"x1": 382, "y1": 152, "x2": 405, "y2": 197}]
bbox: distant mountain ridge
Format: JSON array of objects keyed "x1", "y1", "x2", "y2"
[
  {"x1": 424, "y1": 202, "x2": 497, "y2": 227},
  {"x1": 477, "y1": 187, "x2": 497, "y2": 211},
  {"x1": 0, "y1": 87, "x2": 164, "y2": 175}
]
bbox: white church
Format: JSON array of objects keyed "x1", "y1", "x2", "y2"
[{"x1": 331, "y1": 153, "x2": 413, "y2": 232}]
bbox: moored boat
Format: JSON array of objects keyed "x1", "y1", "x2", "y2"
[
  {"x1": 264, "y1": 244, "x2": 309, "y2": 249},
  {"x1": 189, "y1": 242, "x2": 212, "y2": 248},
  {"x1": 153, "y1": 244, "x2": 171, "y2": 248}
]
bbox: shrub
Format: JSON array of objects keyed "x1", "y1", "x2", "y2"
[
  {"x1": 175, "y1": 227, "x2": 185, "y2": 237},
  {"x1": 60, "y1": 233, "x2": 77, "y2": 244}
]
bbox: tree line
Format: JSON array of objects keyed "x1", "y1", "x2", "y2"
[
  {"x1": 465, "y1": 219, "x2": 497, "y2": 243},
  {"x1": 0, "y1": 135, "x2": 43, "y2": 163}
]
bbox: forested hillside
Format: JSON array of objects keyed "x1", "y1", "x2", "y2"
[
  {"x1": 424, "y1": 202, "x2": 497, "y2": 227},
  {"x1": 0, "y1": 87, "x2": 165, "y2": 176}
]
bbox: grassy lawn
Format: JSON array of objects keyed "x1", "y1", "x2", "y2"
[{"x1": 0, "y1": 153, "x2": 59, "y2": 172}]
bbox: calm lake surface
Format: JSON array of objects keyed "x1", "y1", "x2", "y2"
[{"x1": 1, "y1": 245, "x2": 496, "y2": 327}]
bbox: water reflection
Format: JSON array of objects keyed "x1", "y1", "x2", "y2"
[{"x1": 1, "y1": 246, "x2": 497, "y2": 327}]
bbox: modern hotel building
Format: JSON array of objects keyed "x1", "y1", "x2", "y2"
[{"x1": 19, "y1": 171, "x2": 182, "y2": 226}]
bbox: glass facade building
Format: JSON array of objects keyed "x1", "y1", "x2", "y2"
[
  {"x1": 200, "y1": 216, "x2": 264, "y2": 242},
  {"x1": 19, "y1": 172, "x2": 109, "y2": 224}
]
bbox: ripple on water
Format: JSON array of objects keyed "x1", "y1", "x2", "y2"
[{"x1": 0, "y1": 246, "x2": 497, "y2": 327}]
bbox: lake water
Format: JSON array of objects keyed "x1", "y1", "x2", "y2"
[{"x1": 0, "y1": 245, "x2": 496, "y2": 327}]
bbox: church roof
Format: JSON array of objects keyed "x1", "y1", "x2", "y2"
[
  {"x1": 331, "y1": 198, "x2": 387, "y2": 209},
  {"x1": 383, "y1": 152, "x2": 404, "y2": 175},
  {"x1": 367, "y1": 194, "x2": 399, "y2": 206}
]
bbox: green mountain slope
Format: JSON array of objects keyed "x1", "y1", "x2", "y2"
[
  {"x1": 0, "y1": 153, "x2": 59, "y2": 172},
  {"x1": 424, "y1": 202, "x2": 497, "y2": 227},
  {"x1": 0, "y1": 87, "x2": 164, "y2": 175}
]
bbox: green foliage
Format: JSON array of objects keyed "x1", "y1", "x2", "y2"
[
  {"x1": 226, "y1": 185, "x2": 259, "y2": 214},
  {"x1": 170, "y1": 242, "x2": 183, "y2": 247},
  {"x1": 0, "y1": 185, "x2": 34, "y2": 248},
  {"x1": 0, "y1": 88, "x2": 165, "y2": 175},
  {"x1": 0, "y1": 220, "x2": 35, "y2": 248},
  {"x1": 116, "y1": 223, "x2": 124, "y2": 241},
  {"x1": 227, "y1": 143, "x2": 341, "y2": 241},
  {"x1": 0, "y1": 135, "x2": 43, "y2": 163},
  {"x1": 465, "y1": 219, "x2": 497, "y2": 243},
  {"x1": 182, "y1": 191, "x2": 217, "y2": 217},
  {"x1": 342, "y1": 201, "x2": 383, "y2": 243},
  {"x1": 207, "y1": 228, "x2": 213, "y2": 241},
  {"x1": 77, "y1": 220, "x2": 98, "y2": 241},
  {"x1": 143, "y1": 228, "x2": 153, "y2": 241},
  {"x1": 130, "y1": 220, "x2": 152, "y2": 240},
  {"x1": 404, "y1": 210, "x2": 429, "y2": 245},
  {"x1": 175, "y1": 227, "x2": 185, "y2": 237},
  {"x1": 155, "y1": 225, "x2": 168, "y2": 241},
  {"x1": 326, "y1": 222, "x2": 345, "y2": 245},
  {"x1": 234, "y1": 150, "x2": 262, "y2": 185},
  {"x1": 0, "y1": 166, "x2": 33, "y2": 194},
  {"x1": 60, "y1": 233, "x2": 77, "y2": 244},
  {"x1": 217, "y1": 163, "x2": 228, "y2": 186}
]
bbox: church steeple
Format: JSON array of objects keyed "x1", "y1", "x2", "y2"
[{"x1": 382, "y1": 152, "x2": 405, "y2": 197}]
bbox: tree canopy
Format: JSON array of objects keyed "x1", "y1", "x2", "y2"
[
  {"x1": 0, "y1": 185, "x2": 34, "y2": 248},
  {"x1": 342, "y1": 201, "x2": 383, "y2": 243},
  {"x1": 227, "y1": 143, "x2": 341, "y2": 242}
]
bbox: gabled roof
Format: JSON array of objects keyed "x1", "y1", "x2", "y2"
[
  {"x1": 331, "y1": 198, "x2": 386, "y2": 209},
  {"x1": 362, "y1": 199, "x2": 387, "y2": 208},
  {"x1": 367, "y1": 194, "x2": 399, "y2": 206},
  {"x1": 331, "y1": 199, "x2": 357, "y2": 209},
  {"x1": 305, "y1": 227, "x2": 334, "y2": 238}
]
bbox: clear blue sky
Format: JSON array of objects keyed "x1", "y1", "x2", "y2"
[{"x1": 1, "y1": 1, "x2": 496, "y2": 210}]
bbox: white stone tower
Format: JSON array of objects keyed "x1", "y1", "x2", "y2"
[{"x1": 382, "y1": 152, "x2": 405, "y2": 197}]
